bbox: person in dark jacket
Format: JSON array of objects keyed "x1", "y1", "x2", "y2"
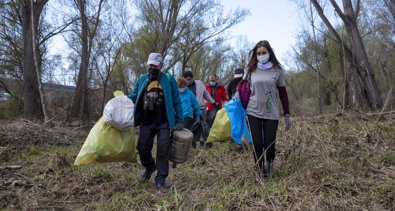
[
  {"x1": 227, "y1": 68, "x2": 244, "y2": 100},
  {"x1": 128, "y1": 52, "x2": 184, "y2": 193}
]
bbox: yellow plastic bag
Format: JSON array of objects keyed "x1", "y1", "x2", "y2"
[
  {"x1": 74, "y1": 90, "x2": 137, "y2": 165},
  {"x1": 74, "y1": 118, "x2": 137, "y2": 165},
  {"x1": 206, "y1": 108, "x2": 231, "y2": 143}
]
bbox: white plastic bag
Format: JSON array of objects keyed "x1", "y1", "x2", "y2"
[{"x1": 103, "y1": 91, "x2": 134, "y2": 130}]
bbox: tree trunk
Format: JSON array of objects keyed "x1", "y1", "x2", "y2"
[
  {"x1": 311, "y1": 0, "x2": 383, "y2": 111},
  {"x1": 341, "y1": 0, "x2": 383, "y2": 111},
  {"x1": 384, "y1": 0, "x2": 395, "y2": 20},
  {"x1": 70, "y1": 0, "x2": 90, "y2": 121},
  {"x1": 21, "y1": 0, "x2": 48, "y2": 120},
  {"x1": 30, "y1": 0, "x2": 50, "y2": 122},
  {"x1": 309, "y1": 2, "x2": 323, "y2": 114},
  {"x1": 70, "y1": 0, "x2": 104, "y2": 121}
]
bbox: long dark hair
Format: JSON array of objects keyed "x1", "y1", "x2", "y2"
[{"x1": 247, "y1": 40, "x2": 281, "y2": 73}]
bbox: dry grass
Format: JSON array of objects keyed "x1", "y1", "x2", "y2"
[{"x1": 0, "y1": 113, "x2": 394, "y2": 210}]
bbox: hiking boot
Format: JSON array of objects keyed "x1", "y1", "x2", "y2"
[
  {"x1": 260, "y1": 173, "x2": 269, "y2": 183},
  {"x1": 192, "y1": 141, "x2": 196, "y2": 149},
  {"x1": 236, "y1": 144, "x2": 244, "y2": 153},
  {"x1": 205, "y1": 143, "x2": 212, "y2": 148},
  {"x1": 264, "y1": 161, "x2": 273, "y2": 177},
  {"x1": 141, "y1": 168, "x2": 156, "y2": 182},
  {"x1": 156, "y1": 183, "x2": 168, "y2": 193},
  {"x1": 255, "y1": 165, "x2": 268, "y2": 183},
  {"x1": 199, "y1": 141, "x2": 205, "y2": 147}
]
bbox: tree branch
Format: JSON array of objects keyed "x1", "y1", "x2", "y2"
[{"x1": 310, "y1": 0, "x2": 342, "y2": 44}]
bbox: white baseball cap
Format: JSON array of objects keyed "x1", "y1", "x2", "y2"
[{"x1": 147, "y1": 53, "x2": 163, "y2": 66}]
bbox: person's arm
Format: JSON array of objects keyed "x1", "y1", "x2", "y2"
[
  {"x1": 278, "y1": 86, "x2": 290, "y2": 115},
  {"x1": 191, "y1": 93, "x2": 202, "y2": 117},
  {"x1": 277, "y1": 69, "x2": 290, "y2": 115},
  {"x1": 128, "y1": 76, "x2": 142, "y2": 104},
  {"x1": 203, "y1": 84, "x2": 215, "y2": 103},
  {"x1": 170, "y1": 76, "x2": 184, "y2": 124}
]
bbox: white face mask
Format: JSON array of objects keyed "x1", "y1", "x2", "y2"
[
  {"x1": 257, "y1": 53, "x2": 270, "y2": 63},
  {"x1": 209, "y1": 82, "x2": 216, "y2": 86},
  {"x1": 178, "y1": 88, "x2": 186, "y2": 92}
]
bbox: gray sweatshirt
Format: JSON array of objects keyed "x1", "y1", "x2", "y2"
[{"x1": 189, "y1": 80, "x2": 215, "y2": 109}]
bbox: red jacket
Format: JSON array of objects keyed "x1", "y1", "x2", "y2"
[{"x1": 205, "y1": 83, "x2": 228, "y2": 111}]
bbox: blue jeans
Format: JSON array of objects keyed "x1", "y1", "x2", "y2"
[{"x1": 137, "y1": 122, "x2": 170, "y2": 186}]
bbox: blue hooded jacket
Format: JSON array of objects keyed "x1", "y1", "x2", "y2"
[
  {"x1": 128, "y1": 72, "x2": 183, "y2": 129},
  {"x1": 179, "y1": 88, "x2": 202, "y2": 119}
]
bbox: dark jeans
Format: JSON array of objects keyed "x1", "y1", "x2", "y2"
[
  {"x1": 193, "y1": 108, "x2": 208, "y2": 144},
  {"x1": 246, "y1": 115, "x2": 279, "y2": 171},
  {"x1": 184, "y1": 116, "x2": 194, "y2": 130},
  {"x1": 137, "y1": 122, "x2": 170, "y2": 186}
]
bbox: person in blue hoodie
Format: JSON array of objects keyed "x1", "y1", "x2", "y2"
[
  {"x1": 177, "y1": 77, "x2": 202, "y2": 135},
  {"x1": 128, "y1": 52, "x2": 184, "y2": 193}
]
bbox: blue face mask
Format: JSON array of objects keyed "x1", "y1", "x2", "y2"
[{"x1": 178, "y1": 88, "x2": 186, "y2": 92}]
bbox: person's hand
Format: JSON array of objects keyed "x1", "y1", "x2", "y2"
[
  {"x1": 284, "y1": 114, "x2": 291, "y2": 131},
  {"x1": 175, "y1": 123, "x2": 184, "y2": 131},
  {"x1": 233, "y1": 92, "x2": 240, "y2": 100},
  {"x1": 213, "y1": 102, "x2": 219, "y2": 107}
]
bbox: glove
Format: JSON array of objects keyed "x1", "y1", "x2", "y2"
[
  {"x1": 213, "y1": 102, "x2": 219, "y2": 107},
  {"x1": 175, "y1": 123, "x2": 184, "y2": 131},
  {"x1": 284, "y1": 114, "x2": 291, "y2": 131}
]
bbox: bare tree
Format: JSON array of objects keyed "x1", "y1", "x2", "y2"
[
  {"x1": 69, "y1": 0, "x2": 105, "y2": 121},
  {"x1": 310, "y1": 0, "x2": 382, "y2": 111},
  {"x1": 131, "y1": 0, "x2": 248, "y2": 73},
  {"x1": 29, "y1": 0, "x2": 49, "y2": 122},
  {"x1": 20, "y1": 0, "x2": 49, "y2": 119},
  {"x1": 309, "y1": 1, "x2": 323, "y2": 114}
]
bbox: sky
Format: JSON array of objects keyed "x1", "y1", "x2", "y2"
[
  {"x1": 220, "y1": 0, "x2": 301, "y2": 66},
  {"x1": 47, "y1": 0, "x2": 303, "y2": 84}
]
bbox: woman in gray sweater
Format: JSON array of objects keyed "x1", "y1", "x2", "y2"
[{"x1": 245, "y1": 40, "x2": 292, "y2": 182}]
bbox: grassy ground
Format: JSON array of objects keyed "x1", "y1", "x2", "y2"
[{"x1": 0, "y1": 113, "x2": 394, "y2": 210}]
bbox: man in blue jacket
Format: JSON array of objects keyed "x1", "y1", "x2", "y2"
[{"x1": 128, "y1": 52, "x2": 184, "y2": 193}]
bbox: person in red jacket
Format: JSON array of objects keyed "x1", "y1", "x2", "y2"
[{"x1": 205, "y1": 74, "x2": 228, "y2": 127}]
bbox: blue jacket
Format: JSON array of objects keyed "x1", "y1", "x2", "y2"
[
  {"x1": 179, "y1": 89, "x2": 202, "y2": 119},
  {"x1": 128, "y1": 72, "x2": 184, "y2": 129}
]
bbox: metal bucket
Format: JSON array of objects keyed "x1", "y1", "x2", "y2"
[{"x1": 169, "y1": 128, "x2": 193, "y2": 164}]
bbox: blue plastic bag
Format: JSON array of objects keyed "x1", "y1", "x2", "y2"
[{"x1": 224, "y1": 99, "x2": 252, "y2": 144}]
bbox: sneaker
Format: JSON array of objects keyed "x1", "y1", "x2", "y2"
[
  {"x1": 141, "y1": 168, "x2": 156, "y2": 182},
  {"x1": 156, "y1": 183, "x2": 168, "y2": 193}
]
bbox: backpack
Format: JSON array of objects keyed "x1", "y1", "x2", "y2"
[{"x1": 236, "y1": 73, "x2": 251, "y2": 109}]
